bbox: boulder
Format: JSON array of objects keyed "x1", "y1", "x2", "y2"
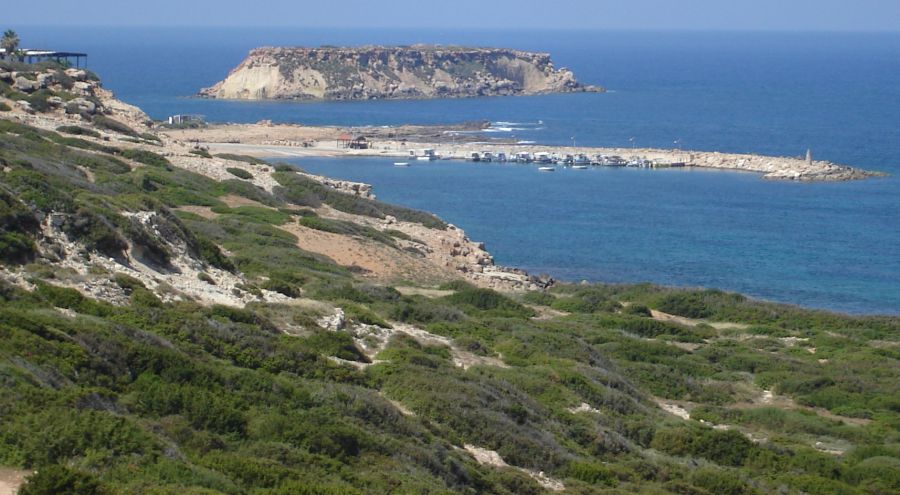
[
  {"x1": 36, "y1": 73, "x2": 55, "y2": 88},
  {"x1": 73, "y1": 81, "x2": 95, "y2": 96},
  {"x1": 14, "y1": 76, "x2": 38, "y2": 93},
  {"x1": 46, "y1": 96, "x2": 64, "y2": 107},
  {"x1": 64, "y1": 68, "x2": 88, "y2": 81},
  {"x1": 65, "y1": 97, "x2": 98, "y2": 115},
  {"x1": 0, "y1": 71, "x2": 11, "y2": 82}
]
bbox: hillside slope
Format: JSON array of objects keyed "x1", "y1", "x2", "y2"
[
  {"x1": 1, "y1": 62, "x2": 899, "y2": 495},
  {"x1": 200, "y1": 45, "x2": 603, "y2": 100}
]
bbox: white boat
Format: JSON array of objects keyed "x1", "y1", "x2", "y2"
[
  {"x1": 572, "y1": 165, "x2": 588, "y2": 170},
  {"x1": 394, "y1": 162, "x2": 410, "y2": 167},
  {"x1": 538, "y1": 166, "x2": 556, "y2": 172}
]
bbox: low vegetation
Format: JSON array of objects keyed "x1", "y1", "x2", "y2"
[{"x1": 0, "y1": 115, "x2": 897, "y2": 494}]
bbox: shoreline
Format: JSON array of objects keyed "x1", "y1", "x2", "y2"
[{"x1": 162, "y1": 122, "x2": 884, "y2": 181}]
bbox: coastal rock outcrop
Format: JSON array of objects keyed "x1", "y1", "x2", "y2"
[{"x1": 200, "y1": 45, "x2": 603, "y2": 100}]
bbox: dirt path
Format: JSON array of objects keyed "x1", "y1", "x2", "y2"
[
  {"x1": 0, "y1": 468, "x2": 30, "y2": 495},
  {"x1": 650, "y1": 309, "x2": 750, "y2": 330}
]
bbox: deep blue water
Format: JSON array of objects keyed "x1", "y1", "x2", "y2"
[{"x1": 16, "y1": 27, "x2": 900, "y2": 314}]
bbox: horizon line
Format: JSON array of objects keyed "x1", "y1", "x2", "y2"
[{"x1": 7, "y1": 24, "x2": 900, "y2": 34}]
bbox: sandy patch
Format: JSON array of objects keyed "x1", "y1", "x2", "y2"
[
  {"x1": 569, "y1": 402, "x2": 602, "y2": 414},
  {"x1": 0, "y1": 468, "x2": 31, "y2": 495},
  {"x1": 650, "y1": 309, "x2": 749, "y2": 330},
  {"x1": 654, "y1": 398, "x2": 691, "y2": 420},
  {"x1": 177, "y1": 205, "x2": 218, "y2": 219},
  {"x1": 220, "y1": 194, "x2": 269, "y2": 208},
  {"x1": 395, "y1": 286, "x2": 456, "y2": 298},
  {"x1": 463, "y1": 445, "x2": 565, "y2": 492}
]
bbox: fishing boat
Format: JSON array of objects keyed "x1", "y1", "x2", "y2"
[
  {"x1": 574, "y1": 154, "x2": 591, "y2": 166},
  {"x1": 538, "y1": 166, "x2": 556, "y2": 172}
]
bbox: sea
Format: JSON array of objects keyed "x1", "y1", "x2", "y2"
[{"x1": 17, "y1": 27, "x2": 900, "y2": 315}]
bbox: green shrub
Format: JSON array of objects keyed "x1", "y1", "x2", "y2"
[
  {"x1": 217, "y1": 153, "x2": 268, "y2": 165},
  {"x1": 343, "y1": 302, "x2": 391, "y2": 328},
  {"x1": 19, "y1": 465, "x2": 109, "y2": 495},
  {"x1": 0, "y1": 231, "x2": 36, "y2": 264},
  {"x1": 56, "y1": 125, "x2": 101, "y2": 138},
  {"x1": 656, "y1": 292, "x2": 713, "y2": 319},
  {"x1": 61, "y1": 208, "x2": 128, "y2": 258},
  {"x1": 443, "y1": 288, "x2": 535, "y2": 318},
  {"x1": 190, "y1": 148, "x2": 212, "y2": 158},
  {"x1": 120, "y1": 148, "x2": 171, "y2": 168},
  {"x1": 0, "y1": 102, "x2": 11, "y2": 112},
  {"x1": 438, "y1": 280, "x2": 475, "y2": 291},
  {"x1": 689, "y1": 468, "x2": 754, "y2": 495},
  {"x1": 651, "y1": 426, "x2": 754, "y2": 467},
  {"x1": 112, "y1": 273, "x2": 146, "y2": 293},
  {"x1": 624, "y1": 303, "x2": 652, "y2": 317},
  {"x1": 521, "y1": 291, "x2": 555, "y2": 306},
  {"x1": 565, "y1": 460, "x2": 617, "y2": 486},
  {"x1": 139, "y1": 132, "x2": 161, "y2": 143},
  {"x1": 274, "y1": 171, "x2": 447, "y2": 229},
  {"x1": 93, "y1": 116, "x2": 138, "y2": 137},
  {"x1": 194, "y1": 237, "x2": 234, "y2": 271},
  {"x1": 389, "y1": 298, "x2": 465, "y2": 324},
  {"x1": 226, "y1": 167, "x2": 253, "y2": 180},
  {"x1": 212, "y1": 206, "x2": 291, "y2": 225}
]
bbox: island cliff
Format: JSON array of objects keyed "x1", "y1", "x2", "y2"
[{"x1": 199, "y1": 45, "x2": 603, "y2": 100}]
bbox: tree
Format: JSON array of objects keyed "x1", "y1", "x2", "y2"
[{"x1": 1, "y1": 29, "x2": 20, "y2": 59}]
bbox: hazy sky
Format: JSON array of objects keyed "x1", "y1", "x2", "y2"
[{"x1": 6, "y1": 0, "x2": 900, "y2": 31}]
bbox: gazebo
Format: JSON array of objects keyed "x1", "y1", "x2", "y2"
[{"x1": 336, "y1": 133, "x2": 353, "y2": 148}]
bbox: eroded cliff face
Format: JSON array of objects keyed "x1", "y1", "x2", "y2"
[{"x1": 200, "y1": 45, "x2": 603, "y2": 100}]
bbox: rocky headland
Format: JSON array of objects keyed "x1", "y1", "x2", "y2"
[
  {"x1": 0, "y1": 64, "x2": 548, "y2": 308},
  {"x1": 199, "y1": 45, "x2": 602, "y2": 100}
]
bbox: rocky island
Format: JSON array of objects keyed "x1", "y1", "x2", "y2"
[{"x1": 199, "y1": 45, "x2": 603, "y2": 100}]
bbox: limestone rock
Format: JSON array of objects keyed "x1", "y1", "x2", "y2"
[
  {"x1": 36, "y1": 73, "x2": 55, "y2": 88},
  {"x1": 64, "y1": 68, "x2": 88, "y2": 81},
  {"x1": 14, "y1": 76, "x2": 37, "y2": 93},
  {"x1": 65, "y1": 97, "x2": 98, "y2": 115}
]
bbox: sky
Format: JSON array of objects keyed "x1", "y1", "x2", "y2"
[{"x1": 5, "y1": 0, "x2": 900, "y2": 31}]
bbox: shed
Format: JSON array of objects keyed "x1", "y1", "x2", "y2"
[{"x1": 350, "y1": 136, "x2": 369, "y2": 150}]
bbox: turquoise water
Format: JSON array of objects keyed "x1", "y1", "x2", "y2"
[
  {"x1": 292, "y1": 157, "x2": 899, "y2": 315},
  {"x1": 18, "y1": 27, "x2": 900, "y2": 314}
]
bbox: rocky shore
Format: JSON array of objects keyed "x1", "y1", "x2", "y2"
[
  {"x1": 200, "y1": 45, "x2": 602, "y2": 100},
  {"x1": 0, "y1": 68, "x2": 548, "y2": 301}
]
